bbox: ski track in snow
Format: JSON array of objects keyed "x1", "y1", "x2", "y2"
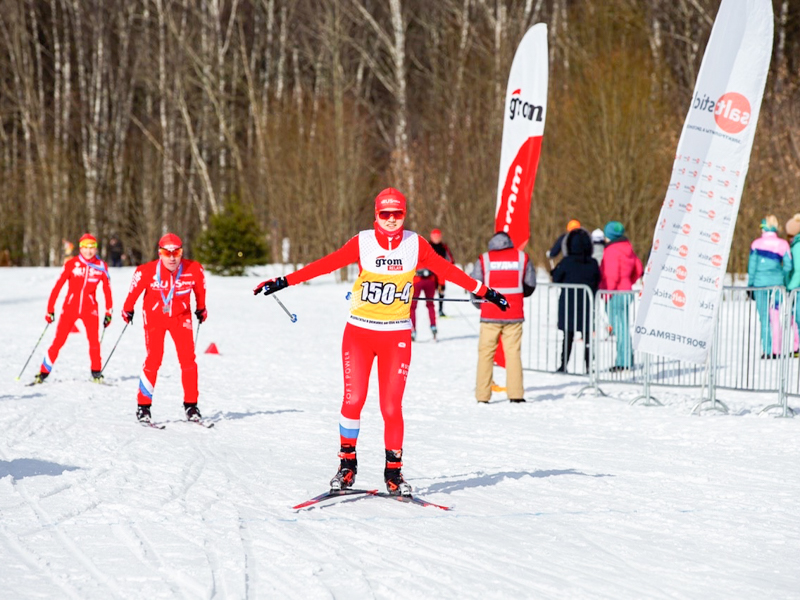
[{"x1": 0, "y1": 267, "x2": 798, "y2": 598}]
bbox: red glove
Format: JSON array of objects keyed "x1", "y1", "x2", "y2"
[
  {"x1": 195, "y1": 308, "x2": 207, "y2": 323},
  {"x1": 103, "y1": 311, "x2": 112, "y2": 328},
  {"x1": 122, "y1": 309, "x2": 134, "y2": 324},
  {"x1": 45, "y1": 312, "x2": 55, "y2": 323}
]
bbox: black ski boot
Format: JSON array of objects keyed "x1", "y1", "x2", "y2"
[
  {"x1": 184, "y1": 403, "x2": 202, "y2": 422},
  {"x1": 384, "y1": 449, "x2": 412, "y2": 496},
  {"x1": 330, "y1": 446, "x2": 357, "y2": 491},
  {"x1": 91, "y1": 370, "x2": 104, "y2": 383},
  {"x1": 136, "y1": 404, "x2": 152, "y2": 423},
  {"x1": 31, "y1": 372, "x2": 49, "y2": 385}
]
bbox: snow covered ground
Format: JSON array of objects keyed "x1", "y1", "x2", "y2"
[{"x1": 1, "y1": 266, "x2": 798, "y2": 599}]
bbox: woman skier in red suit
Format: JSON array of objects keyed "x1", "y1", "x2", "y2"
[
  {"x1": 254, "y1": 188, "x2": 508, "y2": 496},
  {"x1": 33, "y1": 233, "x2": 112, "y2": 384}
]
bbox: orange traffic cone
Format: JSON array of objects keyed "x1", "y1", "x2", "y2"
[{"x1": 204, "y1": 343, "x2": 220, "y2": 354}]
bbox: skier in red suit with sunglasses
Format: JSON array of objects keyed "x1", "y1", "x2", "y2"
[
  {"x1": 254, "y1": 188, "x2": 509, "y2": 496},
  {"x1": 32, "y1": 233, "x2": 112, "y2": 384},
  {"x1": 122, "y1": 233, "x2": 208, "y2": 425}
]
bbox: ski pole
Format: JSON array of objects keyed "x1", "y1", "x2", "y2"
[
  {"x1": 345, "y1": 291, "x2": 486, "y2": 304},
  {"x1": 194, "y1": 320, "x2": 201, "y2": 350},
  {"x1": 100, "y1": 322, "x2": 129, "y2": 375},
  {"x1": 273, "y1": 295, "x2": 298, "y2": 323},
  {"x1": 412, "y1": 297, "x2": 487, "y2": 303},
  {"x1": 16, "y1": 322, "x2": 51, "y2": 380}
]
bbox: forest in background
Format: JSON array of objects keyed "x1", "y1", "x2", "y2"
[{"x1": 1, "y1": 0, "x2": 799, "y2": 272}]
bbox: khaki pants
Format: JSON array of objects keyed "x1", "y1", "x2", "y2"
[{"x1": 476, "y1": 321, "x2": 524, "y2": 401}]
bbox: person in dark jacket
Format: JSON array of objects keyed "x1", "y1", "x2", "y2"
[
  {"x1": 546, "y1": 219, "x2": 581, "y2": 263},
  {"x1": 551, "y1": 228, "x2": 600, "y2": 373}
]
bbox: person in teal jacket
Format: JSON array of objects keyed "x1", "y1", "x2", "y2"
[
  {"x1": 747, "y1": 215, "x2": 792, "y2": 357},
  {"x1": 785, "y1": 215, "x2": 800, "y2": 335}
]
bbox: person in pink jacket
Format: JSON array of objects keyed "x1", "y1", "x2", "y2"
[{"x1": 599, "y1": 221, "x2": 643, "y2": 372}]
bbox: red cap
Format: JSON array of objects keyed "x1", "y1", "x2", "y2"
[
  {"x1": 430, "y1": 229, "x2": 442, "y2": 237},
  {"x1": 374, "y1": 188, "x2": 407, "y2": 214},
  {"x1": 79, "y1": 233, "x2": 97, "y2": 246},
  {"x1": 159, "y1": 233, "x2": 182, "y2": 250}
]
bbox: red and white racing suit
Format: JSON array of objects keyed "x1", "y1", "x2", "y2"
[
  {"x1": 285, "y1": 226, "x2": 487, "y2": 450},
  {"x1": 123, "y1": 259, "x2": 206, "y2": 407},
  {"x1": 40, "y1": 255, "x2": 112, "y2": 375}
]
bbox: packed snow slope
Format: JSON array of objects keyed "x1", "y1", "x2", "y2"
[{"x1": 0, "y1": 267, "x2": 798, "y2": 599}]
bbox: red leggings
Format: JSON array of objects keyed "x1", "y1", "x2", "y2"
[
  {"x1": 137, "y1": 313, "x2": 198, "y2": 406},
  {"x1": 339, "y1": 323, "x2": 412, "y2": 449},
  {"x1": 41, "y1": 308, "x2": 101, "y2": 373},
  {"x1": 410, "y1": 276, "x2": 437, "y2": 330}
]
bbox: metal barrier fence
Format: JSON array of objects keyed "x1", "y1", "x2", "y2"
[{"x1": 524, "y1": 283, "x2": 796, "y2": 417}]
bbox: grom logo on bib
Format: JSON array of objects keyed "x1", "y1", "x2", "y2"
[{"x1": 375, "y1": 256, "x2": 403, "y2": 271}]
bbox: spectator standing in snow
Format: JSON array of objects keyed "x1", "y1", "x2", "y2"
[
  {"x1": 747, "y1": 215, "x2": 792, "y2": 358},
  {"x1": 253, "y1": 188, "x2": 509, "y2": 496},
  {"x1": 429, "y1": 229, "x2": 455, "y2": 316},
  {"x1": 591, "y1": 229, "x2": 605, "y2": 264},
  {"x1": 546, "y1": 219, "x2": 581, "y2": 263},
  {"x1": 107, "y1": 235, "x2": 124, "y2": 267},
  {"x1": 471, "y1": 231, "x2": 536, "y2": 403},
  {"x1": 122, "y1": 233, "x2": 208, "y2": 424},
  {"x1": 599, "y1": 221, "x2": 642, "y2": 372},
  {"x1": 32, "y1": 233, "x2": 112, "y2": 384},
  {"x1": 551, "y1": 228, "x2": 600, "y2": 373}
]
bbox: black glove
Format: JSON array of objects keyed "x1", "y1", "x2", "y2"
[
  {"x1": 254, "y1": 277, "x2": 288, "y2": 296},
  {"x1": 746, "y1": 290, "x2": 754, "y2": 301},
  {"x1": 103, "y1": 312, "x2": 112, "y2": 328},
  {"x1": 122, "y1": 310, "x2": 134, "y2": 324},
  {"x1": 195, "y1": 308, "x2": 207, "y2": 323},
  {"x1": 483, "y1": 288, "x2": 509, "y2": 311}
]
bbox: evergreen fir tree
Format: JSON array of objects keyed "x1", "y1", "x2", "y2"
[{"x1": 196, "y1": 198, "x2": 268, "y2": 276}]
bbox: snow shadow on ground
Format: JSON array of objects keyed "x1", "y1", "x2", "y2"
[
  {"x1": 422, "y1": 469, "x2": 613, "y2": 495},
  {"x1": 0, "y1": 458, "x2": 80, "y2": 480},
  {"x1": 209, "y1": 409, "x2": 303, "y2": 421},
  {"x1": 1, "y1": 393, "x2": 45, "y2": 401}
]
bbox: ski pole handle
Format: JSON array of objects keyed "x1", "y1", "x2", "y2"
[
  {"x1": 273, "y1": 295, "x2": 298, "y2": 323},
  {"x1": 100, "y1": 322, "x2": 129, "y2": 375},
  {"x1": 16, "y1": 322, "x2": 51, "y2": 380}
]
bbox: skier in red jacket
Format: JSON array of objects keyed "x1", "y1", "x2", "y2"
[
  {"x1": 254, "y1": 188, "x2": 509, "y2": 496},
  {"x1": 33, "y1": 233, "x2": 112, "y2": 384},
  {"x1": 122, "y1": 233, "x2": 207, "y2": 424}
]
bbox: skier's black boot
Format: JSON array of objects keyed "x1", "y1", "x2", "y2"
[
  {"x1": 91, "y1": 370, "x2": 104, "y2": 383},
  {"x1": 136, "y1": 404, "x2": 152, "y2": 423},
  {"x1": 32, "y1": 372, "x2": 49, "y2": 385},
  {"x1": 384, "y1": 449, "x2": 412, "y2": 496},
  {"x1": 330, "y1": 445, "x2": 357, "y2": 491},
  {"x1": 184, "y1": 403, "x2": 202, "y2": 421}
]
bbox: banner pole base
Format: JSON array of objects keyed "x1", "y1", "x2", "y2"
[
  {"x1": 758, "y1": 404, "x2": 796, "y2": 418},
  {"x1": 690, "y1": 398, "x2": 729, "y2": 415}
]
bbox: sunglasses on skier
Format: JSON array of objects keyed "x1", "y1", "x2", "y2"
[
  {"x1": 79, "y1": 241, "x2": 97, "y2": 249},
  {"x1": 378, "y1": 210, "x2": 405, "y2": 221},
  {"x1": 159, "y1": 247, "x2": 183, "y2": 258}
]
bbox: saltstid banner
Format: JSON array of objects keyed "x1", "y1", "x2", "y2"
[
  {"x1": 633, "y1": 0, "x2": 773, "y2": 364},
  {"x1": 494, "y1": 24, "x2": 548, "y2": 251}
]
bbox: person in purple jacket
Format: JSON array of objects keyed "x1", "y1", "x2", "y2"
[{"x1": 748, "y1": 215, "x2": 792, "y2": 358}]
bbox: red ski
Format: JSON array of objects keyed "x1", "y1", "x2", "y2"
[{"x1": 293, "y1": 488, "x2": 378, "y2": 510}]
